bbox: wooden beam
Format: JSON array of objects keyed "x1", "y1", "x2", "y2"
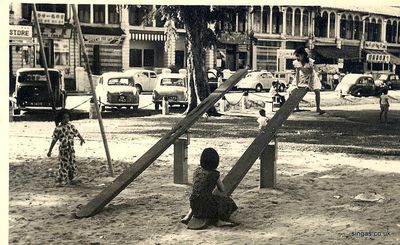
[
  {"x1": 75, "y1": 68, "x2": 248, "y2": 218},
  {"x1": 216, "y1": 87, "x2": 308, "y2": 196},
  {"x1": 260, "y1": 138, "x2": 277, "y2": 188},
  {"x1": 71, "y1": 5, "x2": 114, "y2": 177},
  {"x1": 174, "y1": 138, "x2": 188, "y2": 184}
]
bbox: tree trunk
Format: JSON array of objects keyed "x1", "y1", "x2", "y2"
[{"x1": 184, "y1": 9, "x2": 220, "y2": 116}]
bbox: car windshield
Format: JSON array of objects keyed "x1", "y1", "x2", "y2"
[
  {"x1": 245, "y1": 73, "x2": 256, "y2": 78},
  {"x1": 17, "y1": 71, "x2": 59, "y2": 85},
  {"x1": 378, "y1": 74, "x2": 388, "y2": 80},
  {"x1": 108, "y1": 78, "x2": 132, "y2": 86},
  {"x1": 161, "y1": 78, "x2": 186, "y2": 87}
]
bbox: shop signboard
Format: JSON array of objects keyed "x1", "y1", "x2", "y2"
[
  {"x1": 85, "y1": 34, "x2": 123, "y2": 45},
  {"x1": 33, "y1": 11, "x2": 65, "y2": 25},
  {"x1": 277, "y1": 49, "x2": 296, "y2": 59},
  {"x1": 9, "y1": 25, "x2": 33, "y2": 39},
  {"x1": 366, "y1": 54, "x2": 390, "y2": 63}
]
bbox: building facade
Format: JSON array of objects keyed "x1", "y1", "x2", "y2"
[{"x1": 9, "y1": 4, "x2": 400, "y2": 92}]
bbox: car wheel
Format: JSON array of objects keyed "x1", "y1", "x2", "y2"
[
  {"x1": 255, "y1": 84, "x2": 263, "y2": 92},
  {"x1": 98, "y1": 98, "x2": 105, "y2": 111},
  {"x1": 155, "y1": 102, "x2": 160, "y2": 110},
  {"x1": 388, "y1": 84, "x2": 392, "y2": 90},
  {"x1": 135, "y1": 84, "x2": 143, "y2": 94},
  {"x1": 131, "y1": 105, "x2": 138, "y2": 110},
  {"x1": 355, "y1": 91, "x2": 362, "y2": 97}
]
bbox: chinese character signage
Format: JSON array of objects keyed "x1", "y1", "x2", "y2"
[
  {"x1": 364, "y1": 41, "x2": 387, "y2": 50},
  {"x1": 34, "y1": 26, "x2": 72, "y2": 39},
  {"x1": 277, "y1": 49, "x2": 296, "y2": 59},
  {"x1": 85, "y1": 35, "x2": 123, "y2": 45},
  {"x1": 9, "y1": 25, "x2": 33, "y2": 39},
  {"x1": 32, "y1": 11, "x2": 65, "y2": 25},
  {"x1": 366, "y1": 54, "x2": 390, "y2": 63}
]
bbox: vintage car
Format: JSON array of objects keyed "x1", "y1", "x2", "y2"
[
  {"x1": 152, "y1": 73, "x2": 188, "y2": 110},
  {"x1": 236, "y1": 71, "x2": 276, "y2": 92},
  {"x1": 13, "y1": 68, "x2": 66, "y2": 115},
  {"x1": 207, "y1": 69, "x2": 222, "y2": 92},
  {"x1": 375, "y1": 73, "x2": 400, "y2": 90},
  {"x1": 335, "y1": 74, "x2": 384, "y2": 97},
  {"x1": 273, "y1": 70, "x2": 295, "y2": 92},
  {"x1": 123, "y1": 69, "x2": 158, "y2": 94},
  {"x1": 95, "y1": 72, "x2": 140, "y2": 111}
]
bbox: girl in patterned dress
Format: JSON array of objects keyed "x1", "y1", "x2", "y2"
[
  {"x1": 181, "y1": 148, "x2": 238, "y2": 227},
  {"x1": 47, "y1": 109, "x2": 85, "y2": 185},
  {"x1": 293, "y1": 47, "x2": 325, "y2": 114}
]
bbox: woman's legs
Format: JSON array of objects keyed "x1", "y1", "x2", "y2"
[{"x1": 314, "y1": 89, "x2": 324, "y2": 114}]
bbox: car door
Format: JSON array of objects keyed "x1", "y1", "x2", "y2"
[
  {"x1": 148, "y1": 71, "x2": 158, "y2": 91},
  {"x1": 366, "y1": 77, "x2": 375, "y2": 95}
]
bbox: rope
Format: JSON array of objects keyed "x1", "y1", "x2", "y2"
[
  {"x1": 224, "y1": 94, "x2": 244, "y2": 106},
  {"x1": 249, "y1": 93, "x2": 272, "y2": 99},
  {"x1": 138, "y1": 102, "x2": 154, "y2": 109},
  {"x1": 69, "y1": 97, "x2": 92, "y2": 110}
]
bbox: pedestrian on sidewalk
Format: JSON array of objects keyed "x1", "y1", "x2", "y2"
[
  {"x1": 47, "y1": 109, "x2": 85, "y2": 186},
  {"x1": 181, "y1": 148, "x2": 238, "y2": 228},
  {"x1": 380, "y1": 88, "x2": 390, "y2": 124},
  {"x1": 293, "y1": 47, "x2": 325, "y2": 115}
]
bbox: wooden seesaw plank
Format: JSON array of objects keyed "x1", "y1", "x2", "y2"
[
  {"x1": 215, "y1": 87, "x2": 308, "y2": 196},
  {"x1": 75, "y1": 68, "x2": 248, "y2": 218}
]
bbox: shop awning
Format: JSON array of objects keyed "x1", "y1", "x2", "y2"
[
  {"x1": 313, "y1": 46, "x2": 360, "y2": 60},
  {"x1": 389, "y1": 54, "x2": 400, "y2": 65},
  {"x1": 81, "y1": 26, "x2": 125, "y2": 36}
]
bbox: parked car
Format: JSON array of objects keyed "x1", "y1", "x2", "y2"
[
  {"x1": 152, "y1": 73, "x2": 188, "y2": 110},
  {"x1": 273, "y1": 70, "x2": 294, "y2": 91},
  {"x1": 375, "y1": 73, "x2": 400, "y2": 90},
  {"x1": 12, "y1": 68, "x2": 66, "y2": 115},
  {"x1": 207, "y1": 69, "x2": 221, "y2": 92},
  {"x1": 335, "y1": 74, "x2": 384, "y2": 97},
  {"x1": 237, "y1": 71, "x2": 275, "y2": 92},
  {"x1": 123, "y1": 69, "x2": 158, "y2": 94},
  {"x1": 95, "y1": 72, "x2": 139, "y2": 111}
]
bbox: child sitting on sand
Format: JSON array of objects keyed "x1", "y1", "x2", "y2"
[
  {"x1": 181, "y1": 148, "x2": 238, "y2": 228},
  {"x1": 47, "y1": 109, "x2": 85, "y2": 186},
  {"x1": 257, "y1": 109, "x2": 269, "y2": 131}
]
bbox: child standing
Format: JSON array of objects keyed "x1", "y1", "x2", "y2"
[
  {"x1": 47, "y1": 109, "x2": 85, "y2": 185},
  {"x1": 257, "y1": 109, "x2": 269, "y2": 131},
  {"x1": 293, "y1": 47, "x2": 325, "y2": 115},
  {"x1": 380, "y1": 89, "x2": 390, "y2": 123},
  {"x1": 181, "y1": 148, "x2": 238, "y2": 227}
]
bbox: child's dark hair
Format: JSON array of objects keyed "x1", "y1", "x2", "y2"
[
  {"x1": 382, "y1": 88, "x2": 388, "y2": 95},
  {"x1": 200, "y1": 148, "x2": 219, "y2": 170},
  {"x1": 294, "y1": 47, "x2": 309, "y2": 63},
  {"x1": 56, "y1": 109, "x2": 71, "y2": 125},
  {"x1": 259, "y1": 109, "x2": 266, "y2": 117}
]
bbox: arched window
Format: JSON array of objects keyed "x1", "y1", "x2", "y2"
[
  {"x1": 286, "y1": 7, "x2": 293, "y2": 35},
  {"x1": 376, "y1": 19, "x2": 382, "y2": 42},
  {"x1": 393, "y1": 21, "x2": 398, "y2": 43},
  {"x1": 294, "y1": 9, "x2": 301, "y2": 36},
  {"x1": 354, "y1": 16, "x2": 361, "y2": 40},
  {"x1": 340, "y1": 14, "x2": 347, "y2": 38},
  {"x1": 329, "y1": 12, "x2": 335, "y2": 38},
  {"x1": 346, "y1": 15, "x2": 353, "y2": 39},
  {"x1": 272, "y1": 6, "x2": 283, "y2": 34},
  {"x1": 303, "y1": 9, "x2": 309, "y2": 36},
  {"x1": 365, "y1": 18, "x2": 371, "y2": 41},
  {"x1": 262, "y1": 6, "x2": 270, "y2": 33},
  {"x1": 386, "y1": 20, "x2": 392, "y2": 42},
  {"x1": 315, "y1": 12, "x2": 328, "y2": 37},
  {"x1": 253, "y1": 6, "x2": 261, "y2": 33}
]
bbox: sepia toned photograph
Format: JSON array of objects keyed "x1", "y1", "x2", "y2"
[{"x1": 5, "y1": 0, "x2": 400, "y2": 244}]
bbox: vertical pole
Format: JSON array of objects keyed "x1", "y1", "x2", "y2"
[
  {"x1": 242, "y1": 91, "x2": 248, "y2": 111},
  {"x1": 260, "y1": 136, "x2": 278, "y2": 188},
  {"x1": 71, "y1": 5, "x2": 114, "y2": 176},
  {"x1": 174, "y1": 138, "x2": 188, "y2": 184},
  {"x1": 32, "y1": 4, "x2": 57, "y2": 126}
]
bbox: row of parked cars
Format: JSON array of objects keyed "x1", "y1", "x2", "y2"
[{"x1": 12, "y1": 67, "x2": 400, "y2": 114}]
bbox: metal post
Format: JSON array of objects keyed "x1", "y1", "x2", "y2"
[
  {"x1": 260, "y1": 136, "x2": 278, "y2": 188},
  {"x1": 71, "y1": 5, "x2": 114, "y2": 176},
  {"x1": 32, "y1": 4, "x2": 57, "y2": 125},
  {"x1": 242, "y1": 91, "x2": 248, "y2": 111},
  {"x1": 174, "y1": 136, "x2": 188, "y2": 184}
]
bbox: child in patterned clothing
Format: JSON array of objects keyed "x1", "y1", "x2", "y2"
[
  {"x1": 380, "y1": 88, "x2": 390, "y2": 123},
  {"x1": 181, "y1": 148, "x2": 238, "y2": 228},
  {"x1": 47, "y1": 109, "x2": 85, "y2": 185}
]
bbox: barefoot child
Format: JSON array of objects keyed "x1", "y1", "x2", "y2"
[
  {"x1": 47, "y1": 109, "x2": 85, "y2": 185},
  {"x1": 380, "y1": 88, "x2": 390, "y2": 123},
  {"x1": 181, "y1": 148, "x2": 238, "y2": 227},
  {"x1": 257, "y1": 109, "x2": 269, "y2": 131}
]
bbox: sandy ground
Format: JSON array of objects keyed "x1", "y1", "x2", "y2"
[{"x1": 7, "y1": 92, "x2": 400, "y2": 244}]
